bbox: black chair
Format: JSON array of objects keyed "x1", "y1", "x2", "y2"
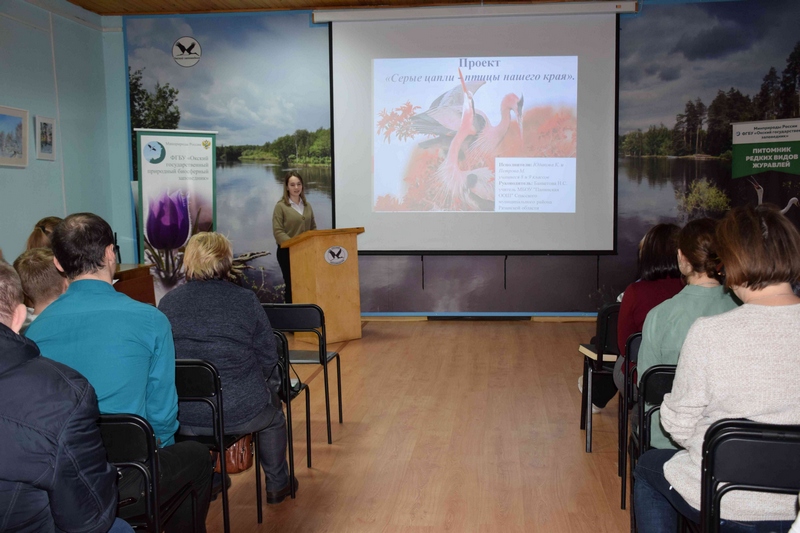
[
  {"x1": 274, "y1": 330, "x2": 312, "y2": 469},
  {"x1": 579, "y1": 302, "x2": 621, "y2": 453},
  {"x1": 699, "y1": 419, "x2": 800, "y2": 533},
  {"x1": 175, "y1": 359, "x2": 259, "y2": 532},
  {"x1": 619, "y1": 332, "x2": 642, "y2": 510},
  {"x1": 262, "y1": 303, "x2": 343, "y2": 444},
  {"x1": 97, "y1": 413, "x2": 196, "y2": 532},
  {"x1": 628, "y1": 364, "x2": 676, "y2": 532}
]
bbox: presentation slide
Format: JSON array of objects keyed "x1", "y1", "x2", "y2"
[
  {"x1": 374, "y1": 56, "x2": 577, "y2": 213},
  {"x1": 332, "y1": 14, "x2": 617, "y2": 252}
]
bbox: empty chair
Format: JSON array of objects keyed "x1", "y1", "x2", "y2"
[{"x1": 262, "y1": 303, "x2": 342, "y2": 444}]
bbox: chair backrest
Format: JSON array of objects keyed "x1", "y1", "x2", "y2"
[
  {"x1": 594, "y1": 303, "x2": 621, "y2": 358},
  {"x1": 626, "y1": 332, "x2": 642, "y2": 365},
  {"x1": 97, "y1": 414, "x2": 160, "y2": 531},
  {"x1": 274, "y1": 330, "x2": 291, "y2": 399},
  {"x1": 637, "y1": 364, "x2": 676, "y2": 451},
  {"x1": 261, "y1": 303, "x2": 325, "y2": 333},
  {"x1": 175, "y1": 359, "x2": 225, "y2": 441},
  {"x1": 701, "y1": 419, "x2": 800, "y2": 533}
]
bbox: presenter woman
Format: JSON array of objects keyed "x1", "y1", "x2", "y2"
[{"x1": 272, "y1": 172, "x2": 316, "y2": 303}]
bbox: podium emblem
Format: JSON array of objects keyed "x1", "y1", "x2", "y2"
[{"x1": 325, "y1": 246, "x2": 348, "y2": 265}]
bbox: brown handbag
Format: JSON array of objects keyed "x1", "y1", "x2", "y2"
[{"x1": 212, "y1": 434, "x2": 254, "y2": 474}]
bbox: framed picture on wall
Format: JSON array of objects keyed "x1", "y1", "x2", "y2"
[
  {"x1": 35, "y1": 116, "x2": 56, "y2": 161},
  {"x1": 0, "y1": 105, "x2": 29, "y2": 167}
]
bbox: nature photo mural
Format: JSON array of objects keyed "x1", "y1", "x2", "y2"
[{"x1": 126, "y1": 12, "x2": 331, "y2": 302}]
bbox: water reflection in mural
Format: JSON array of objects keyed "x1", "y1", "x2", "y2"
[{"x1": 216, "y1": 162, "x2": 332, "y2": 302}]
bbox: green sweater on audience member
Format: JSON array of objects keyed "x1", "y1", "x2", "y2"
[{"x1": 637, "y1": 284, "x2": 738, "y2": 450}]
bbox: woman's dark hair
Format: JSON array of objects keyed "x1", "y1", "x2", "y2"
[
  {"x1": 50, "y1": 213, "x2": 115, "y2": 279},
  {"x1": 716, "y1": 204, "x2": 800, "y2": 290},
  {"x1": 678, "y1": 218, "x2": 721, "y2": 281},
  {"x1": 26, "y1": 216, "x2": 63, "y2": 250},
  {"x1": 638, "y1": 223, "x2": 681, "y2": 281},
  {"x1": 282, "y1": 172, "x2": 308, "y2": 206}
]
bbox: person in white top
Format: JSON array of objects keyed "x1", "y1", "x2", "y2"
[{"x1": 634, "y1": 204, "x2": 800, "y2": 533}]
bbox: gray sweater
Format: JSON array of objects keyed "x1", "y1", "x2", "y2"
[
  {"x1": 159, "y1": 279, "x2": 278, "y2": 428},
  {"x1": 661, "y1": 303, "x2": 800, "y2": 521}
]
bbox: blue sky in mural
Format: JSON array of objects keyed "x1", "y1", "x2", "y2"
[
  {"x1": 619, "y1": 0, "x2": 800, "y2": 133},
  {"x1": 126, "y1": 12, "x2": 330, "y2": 146}
]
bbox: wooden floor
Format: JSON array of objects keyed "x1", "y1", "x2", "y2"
[{"x1": 205, "y1": 319, "x2": 629, "y2": 532}]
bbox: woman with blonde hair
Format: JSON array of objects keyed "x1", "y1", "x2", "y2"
[
  {"x1": 158, "y1": 232, "x2": 296, "y2": 503},
  {"x1": 272, "y1": 172, "x2": 316, "y2": 302}
]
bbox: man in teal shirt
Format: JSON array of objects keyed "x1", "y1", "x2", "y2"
[{"x1": 26, "y1": 213, "x2": 213, "y2": 533}]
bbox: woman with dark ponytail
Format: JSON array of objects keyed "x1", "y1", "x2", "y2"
[{"x1": 636, "y1": 217, "x2": 738, "y2": 449}]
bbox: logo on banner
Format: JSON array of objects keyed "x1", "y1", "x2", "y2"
[
  {"x1": 172, "y1": 37, "x2": 202, "y2": 67},
  {"x1": 325, "y1": 246, "x2": 348, "y2": 265},
  {"x1": 143, "y1": 141, "x2": 166, "y2": 164},
  {"x1": 202, "y1": 140, "x2": 211, "y2": 150}
]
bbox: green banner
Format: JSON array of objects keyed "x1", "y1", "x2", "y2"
[
  {"x1": 732, "y1": 119, "x2": 800, "y2": 179},
  {"x1": 732, "y1": 141, "x2": 800, "y2": 179}
]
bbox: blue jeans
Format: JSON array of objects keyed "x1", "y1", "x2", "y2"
[
  {"x1": 634, "y1": 449, "x2": 794, "y2": 533},
  {"x1": 108, "y1": 518, "x2": 134, "y2": 532}
]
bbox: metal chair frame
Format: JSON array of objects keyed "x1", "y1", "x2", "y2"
[
  {"x1": 97, "y1": 413, "x2": 196, "y2": 532},
  {"x1": 628, "y1": 364, "x2": 676, "y2": 533},
  {"x1": 699, "y1": 419, "x2": 800, "y2": 533},
  {"x1": 262, "y1": 303, "x2": 343, "y2": 445},
  {"x1": 274, "y1": 330, "x2": 313, "y2": 469},
  {"x1": 580, "y1": 302, "x2": 621, "y2": 453},
  {"x1": 619, "y1": 332, "x2": 642, "y2": 509}
]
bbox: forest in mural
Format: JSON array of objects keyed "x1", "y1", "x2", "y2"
[{"x1": 619, "y1": 41, "x2": 800, "y2": 158}]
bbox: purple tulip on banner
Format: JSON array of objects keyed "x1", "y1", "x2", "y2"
[{"x1": 147, "y1": 191, "x2": 190, "y2": 250}]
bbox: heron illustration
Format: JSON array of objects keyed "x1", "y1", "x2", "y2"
[
  {"x1": 431, "y1": 68, "x2": 494, "y2": 211},
  {"x1": 469, "y1": 92, "x2": 525, "y2": 163},
  {"x1": 410, "y1": 79, "x2": 487, "y2": 149}
]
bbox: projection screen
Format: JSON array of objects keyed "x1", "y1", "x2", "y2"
[{"x1": 330, "y1": 12, "x2": 619, "y2": 252}]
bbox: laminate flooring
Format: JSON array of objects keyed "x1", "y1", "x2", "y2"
[{"x1": 204, "y1": 319, "x2": 629, "y2": 532}]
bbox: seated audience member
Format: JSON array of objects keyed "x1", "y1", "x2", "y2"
[
  {"x1": 26, "y1": 213, "x2": 213, "y2": 533},
  {"x1": 158, "y1": 232, "x2": 297, "y2": 503},
  {"x1": 634, "y1": 204, "x2": 800, "y2": 532},
  {"x1": 26, "y1": 216, "x2": 63, "y2": 250},
  {"x1": 0, "y1": 261, "x2": 132, "y2": 533},
  {"x1": 13, "y1": 247, "x2": 68, "y2": 332},
  {"x1": 585, "y1": 223, "x2": 684, "y2": 410},
  {"x1": 637, "y1": 218, "x2": 739, "y2": 449}
]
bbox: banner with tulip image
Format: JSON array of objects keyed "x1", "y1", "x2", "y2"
[{"x1": 137, "y1": 129, "x2": 216, "y2": 301}]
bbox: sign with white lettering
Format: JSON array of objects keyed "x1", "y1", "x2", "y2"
[{"x1": 732, "y1": 119, "x2": 800, "y2": 179}]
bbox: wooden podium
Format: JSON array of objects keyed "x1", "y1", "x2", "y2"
[{"x1": 281, "y1": 227, "x2": 365, "y2": 343}]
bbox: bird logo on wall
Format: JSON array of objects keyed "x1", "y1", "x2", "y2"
[{"x1": 172, "y1": 37, "x2": 202, "y2": 68}]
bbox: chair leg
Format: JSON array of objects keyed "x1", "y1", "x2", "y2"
[
  {"x1": 323, "y1": 362, "x2": 332, "y2": 444},
  {"x1": 305, "y1": 386, "x2": 312, "y2": 468},
  {"x1": 585, "y1": 365, "x2": 594, "y2": 453},
  {"x1": 218, "y1": 439, "x2": 231, "y2": 533},
  {"x1": 285, "y1": 392, "x2": 296, "y2": 500},
  {"x1": 254, "y1": 432, "x2": 263, "y2": 524},
  {"x1": 335, "y1": 354, "x2": 343, "y2": 424},
  {"x1": 621, "y1": 423, "x2": 627, "y2": 510},
  {"x1": 580, "y1": 358, "x2": 588, "y2": 430},
  {"x1": 630, "y1": 438, "x2": 637, "y2": 533}
]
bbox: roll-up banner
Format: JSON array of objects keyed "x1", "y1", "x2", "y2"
[
  {"x1": 732, "y1": 119, "x2": 800, "y2": 179},
  {"x1": 136, "y1": 129, "x2": 216, "y2": 298}
]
